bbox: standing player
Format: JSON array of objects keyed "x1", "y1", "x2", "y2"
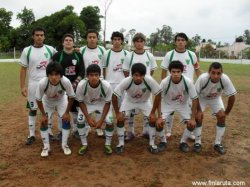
[
  {"x1": 36, "y1": 62, "x2": 75, "y2": 157},
  {"x1": 122, "y1": 32, "x2": 158, "y2": 139},
  {"x1": 113, "y1": 63, "x2": 162, "y2": 154},
  {"x1": 20, "y1": 27, "x2": 57, "y2": 145},
  {"x1": 76, "y1": 64, "x2": 114, "y2": 155},
  {"x1": 160, "y1": 32, "x2": 201, "y2": 139},
  {"x1": 79, "y1": 29, "x2": 106, "y2": 136},
  {"x1": 157, "y1": 61, "x2": 198, "y2": 152},
  {"x1": 53, "y1": 34, "x2": 85, "y2": 139},
  {"x1": 194, "y1": 62, "x2": 236, "y2": 154}
]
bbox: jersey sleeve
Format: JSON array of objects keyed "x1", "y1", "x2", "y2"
[
  {"x1": 191, "y1": 51, "x2": 200, "y2": 69},
  {"x1": 159, "y1": 77, "x2": 169, "y2": 98},
  {"x1": 63, "y1": 77, "x2": 76, "y2": 98},
  {"x1": 149, "y1": 53, "x2": 158, "y2": 71},
  {"x1": 145, "y1": 76, "x2": 162, "y2": 95},
  {"x1": 122, "y1": 52, "x2": 131, "y2": 72},
  {"x1": 222, "y1": 74, "x2": 237, "y2": 96},
  {"x1": 104, "y1": 82, "x2": 112, "y2": 103},
  {"x1": 186, "y1": 78, "x2": 198, "y2": 100},
  {"x1": 35, "y1": 78, "x2": 46, "y2": 101},
  {"x1": 20, "y1": 47, "x2": 29, "y2": 67},
  {"x1": 160, "y1": 52, "x2": 171, "y2": 70},
  {"x1": 76, "y1": 80, "x2": 85, "y2": 102},
  {"x1": 114, "y1": 77, "x2": 131, "y2": 98}
]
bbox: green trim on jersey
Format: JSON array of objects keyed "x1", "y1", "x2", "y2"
[
  {"x1": 169, "y1": 50, "x2": 194, "y2": 65},
  {"x1": 83, "y1": 80, "x2": 106, "y2": 97},
  {"x1": 129, "y1": 51, "x2": 151, "y2": 68},
  {"x1": 81, "y1": 45, "x2": 104, "y2": 56},
  {"x1": 201, "y1": 77, "x2": 224, "y2": 91},
  {"x1": 27, "y1": 45, "x2": 52, "y2": 65},
  {"x1": 106, "y1": 50, "x2": 112, "y2": 67},
  {"x1": 182, "y1": 76, "x2": 189, "y2": 94},
  {"x1": 100, "y1": 81, "x2": 106, "y2": 97},
  {"x1": 98, "y1": 46, "x2": 104, "y2": 55},
  {"x1": 143, "y1": 79, "x2": 151, "y2": 92},
  {"x1": 59, "y1": 51, "x2": 80, "y2": 65},
  {"x1": 126, "y1": 79, "x2": 134, "y2": 90},
  {"x1": 81, "y1": 46, "x2": 87, "y2": 55},
  {"x1": 44, "y1": 80, "x2": 65, "y2": 93},
  {"x1": 164, "y1": 76, "x2": 188, "y2": 95}
]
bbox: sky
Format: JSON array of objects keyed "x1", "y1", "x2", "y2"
[{"x1": 1, "y1": 0, "x2": 250, "y2": 44}]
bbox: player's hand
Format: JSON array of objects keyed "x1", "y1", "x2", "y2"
[
  {"x1": 41, "y1": 114, "x2": 48, "y2": 128},
  {"x1": 74, "y1": 47, "x2": 80, "y2": 53},
  {"x1": 86, "y1": 116, "x2": 96, "y2": 127},
  {"x1": 196, "y1": 111, "x2": 203, "y2": 121},
  {"x1": 62, "y1": 112, "x2": 70, "y2": 122},
  {"x1": 187, "y1": 119, "x2": 196, "y2": 129},
  {"x1": 116, "y1": 112, "x2": 124, "y2": 123},
  {"x1": 149, "y1": 113, "x2": 156, "y2": 124},
  {"x1": 156, "y1": 117, "x2": 164, "y2": 129},
  {"x1": 95, "y1": 120, "x2": 103, "y2": 129},
  {"x1": 21, "y1": 87, "x2": 27, "y2": 97}
]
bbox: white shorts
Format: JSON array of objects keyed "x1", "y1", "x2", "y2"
[
  {"x1": 199, "y1": 97, "x2": 225, "y2": 115},
  {"x1": 161, "y1": 101, "x2": 191, "y2": 123},
  {"x1": 43, "y1": 95, "x2": 68, "y2": 119},
  {"x1": 28, "y1": 81, "x2": 39, "y2": 110},
  {"x1": 78, "y1": 103, "x2": 113, "y2": 124},
  {"x1": 120, "y1": 99, "x2": 152, "y2": 118}
]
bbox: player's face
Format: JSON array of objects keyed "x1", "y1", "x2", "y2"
[
  {"x1": 112, "y1": 37, "x2": 122, "y2": 49},
  {"x1": 32, "y1": 31, "x2": 45, "y2": 47},
  {"x1": 175, "y1": 37, "x2": 187, "y2": 51},
  {"x1": 48, "y1": 72, "x2": 61, "y2": 85},
  {"x1": 132, "y1": 72, "x2": 144, "y2": 85},
  {"x1": 134, "y1": 39, "x2": 145, "y2": 51},
  {"x1": 170, "y1": 68, "x2": 182, "y2": 83},
  {"x1": 63, "y1": 37, "x2": 74, "y2": 50},
  {"x1": 87, "y1": 33, "x2": 98, "y2": 48},
  {"x1": 209, "y1": 68, "x2": 222, "y2": 83},
  {"x1": 88, "y1": 72, "x2": 100, "y2": 87}
]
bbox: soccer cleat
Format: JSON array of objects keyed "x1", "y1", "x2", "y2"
[
  {"x1": 104, "y1": 145, "x2": 113, "y2": 155},
  {"x1": 193, "y1": 143, "x2": 202, "y2": 153},
  {"x1": 73, "y1": 131, "x2": 80, "y2": 139},
  {"x1": 41, "y1": 147, "x2": 50, "y2": 157},
  {"x1": 78, "y1": 145, "x2": 88, "y2": 155},
  {"x1": 148, "y1": 145, "x2": 159, "y2": 154},
  {"x1": 62, "y1": 145, "x2": 72, "y2": 155},
  {"x1": 188, "y1": 132, "x2": 195, "y2": 141},
  {"x1": 116, "y1": 145, "x2": 124, "y2": 154},
  {"x1": 96, "y1": 128, "x2": 104, "y2": 137},
  {"x1": 158, "y1": 142, "x2": 167, "y2": 152},
  {"x1": 54, "y1": 132, "x2": 62, "y2": 141},
  {"x1": 26, "y1": 136, "x2": 35, "y2": 145},
  {"x1": 179, "y1": 142, "x2": 189, "y2": 152},
  {"x1": 214, "y1": 144, "x2": 225, "y2": 155},
  {"x1": 125, "y1": 131, "x2": 135, "y2": 141}
]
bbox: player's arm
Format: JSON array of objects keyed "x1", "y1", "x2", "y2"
[
  {"x1": 20, "y1": 66, "x2": 27, "y2": 97},
  {"x1": 195, "y1": 68, "x2": 202, "y2": 78},
  {"x1": 123, "y1": 70, "x2": 129, "y2": 77},
  {"x1": 62, "y1": 97, "x2": 74, "y2": 122},
  {"x1": 188, "y1": 98, "x2": 198, "y2": 129},
  {"x1": 150, "y1": 70, "x2": 154, "y2": 76},
  {"x1": 161, "y1": 69, "x2": 168, "y2": 80},
  {"x1": 96, "y1": 102, "x2": 111, "y2": 128},
  {"x1": 149, "y1": 93, "x2": 161, "y2": 124},
  {"x1": 225, "y1": 95, "x2": 235, "y2": 115},
  {"x1": 103, "y1": 68, "x2": 106, "y2": 79}
]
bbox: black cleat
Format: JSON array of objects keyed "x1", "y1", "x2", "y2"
[
  {"x1": 116, "y1": 145, "x2": 124, "y2": 154},
  {"x1": 158, "y1": 142, "x2": 167, "y2": 152},
  {"x1": 148, "y1": 145, "x2": 159, "y2": 154},
  {"x1": 179, "y1": 142, "x2": 189, "y2": 152},
  {"x1": 193, "y1": 143, "x2": 202, "y2": 153},
  {"x1": 26, "y1": 136, "x2": 35, "y2": 145},
  {"x1": 214, "y1": 144, "x2": 225, "y2": 155}
]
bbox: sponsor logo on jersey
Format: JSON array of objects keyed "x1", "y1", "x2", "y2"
[
  {"x1": 36, "y1": 61, "x2": 48, "y2": 70},
  {"x1": 113, "y1": 64, "x2": 123, "y2": 71},
  {"x1": 65, "y1": 66, "x2": 76, "y2": 76},
  {"x1": 92, "y1": 60, "x2": 100, "y2": 64},
  {"x1": 72, "y1": 59, "x2": 77, "y2": 66}
]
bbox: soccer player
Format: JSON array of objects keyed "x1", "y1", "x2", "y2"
[
  {"x1": 157, "y1": 60, "x2": 198, "y2": 152},
  {"x1": 113, "y1": 63, "x2": 162, "y2": 154},
  {"x1": 79, "y1": 29, "x2": 106, "y2": 136},
  {"x1": 122, "y1": 32, "x2": 158, "y2": 140},
  {"x1": 20, "y1": 27, "x2": 57, "y2": 145},
  {"x1": 76, "y1": 64, "x2": 114, "y2": 155},
  {"x1": 160, "y1": 32, "x2": 201, "y2": 139},
  {"x1": 36, "y1": 62, "x2": 75, "y2": 157},
  {"x1": 53, "y1": 34, "x2": 85, "y2": 139},
  {"x1": 194, "y1": 62, "x2": 236, "y2": 154}
]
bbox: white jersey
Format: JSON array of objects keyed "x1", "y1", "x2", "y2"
[
  {"x1": 80, "y1": 45, "x2": 106, "y2": 77},
  {"x1": 103, "y1": 49, "x2": 128, "y2": 83},
  {"x1": 36, "y1": 76, "x2": 75, "y2": 102},
  {"x1": 122, "y1": 51, "x2": 157, "y2": 76},
  {"x1": 76, "y1": 79, "x2": 112, "y2": 105},
  {"x1": 20, "y1": 45, "x2": 56, "y2": 82},
  {"x1": 161, "y1": 49, "x2": 199, "y2": 82},
  {"x1": 114, "y1": 75, "x2": 162, "y2": 103},
  {"x1": 195, "y1": 72, "x2": 237, "y2": 100},
  {"x1": 160, "y1": 75, "x2": 198, "y2": 105}
]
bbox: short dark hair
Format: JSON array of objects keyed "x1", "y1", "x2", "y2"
[
  {"x1": 209, "y1": 62, "x2": 223, "y2": 72},
  {"x1": 132, "y1": 32, "x2": 146, "y2": 43},
  {"x1": 111, "y1": 31, "x2": 124, "y2": 42},
  {"x1": 131, "y1": 63, "x2": 146, "y2": 76},
  {"x1": 168, "y1": 60, "x2": 184, "y2": 72},
  {"x1": 46, "y1": 61, "x2": 63, "y2": 77},
  {"x1": 86, "y1": 64, "x2": 101, "y2": 76},
  {"x1": 175, "y1": 32, "x2": 188, "y2": 41},
  {"x1": 32, "y1": 27, "x2": 45, "y2": 36},
  {"x1": 62, "y1": 33, "x2": 74, "y2": 42},
  {"x1": 86, "y1": 29, "x2": 99, "y2": 39}
]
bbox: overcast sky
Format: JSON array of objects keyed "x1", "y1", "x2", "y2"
[{"x1": 1, "y1": 0, "x2": 250, "y2": 44}]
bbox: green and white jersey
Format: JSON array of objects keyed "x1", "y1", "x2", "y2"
[
  {"x1": 36, "y1": 76, "x2": 75, "y2": 102},
  {"x1": 195, "y1": 72, "x2": 237, "y2": 100},
  {"x1": 20, "y1": 45, "x2": 57, "y2": 82},
  {"x1": 76, "y1": 79, "x2": 112, "y2": 105},
  {"x1": 103, "y1": 49, "x2": 128, "y2": 83},
  {"x1": 160, "y1": 75, "x2": 198, "y2": 105},
  {"x1": 114, "y1": 75, "x2": 162, "y2": 103},
  {"x1": 122, "y1": 50, "x2": 157, "y2": 76},
  {"x1": 161, "y1": 49, "x2": 199, "y2": 82},
  {"x1": 80, "y1": 45, "x2": 106, "y2": 77}
]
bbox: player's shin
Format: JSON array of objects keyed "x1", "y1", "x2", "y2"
[
  {"x1": 62, "y1": 120, "x2": 71, "y2": 147},
  {"x1": 40, "y1": 122, "x2": 49, "y2": 149},
  {"x1": 215, "y1": 123, "x2": 225, "y2": 145},
  {"x1": 28, "y1": 110, "x2": 37, "y2": 137},
  {"x1": 105, "y1": 124, "x2": 114, "y2": 145},
  {"x1": 194, "y1": 123, "x2": 202, "y2": 144},
  {"x1": 148, "y1": 123, "x2": 156, "y2": 146},
  {"x1": 77, "y1": 123, "x2": 88, "y2": 145},
  {"x1": 117, "y1": 123, "x2": 125, "y2": 147}
]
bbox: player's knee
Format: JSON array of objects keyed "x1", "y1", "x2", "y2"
[
  {"x1": 62, "y1": 120, "x2": 71, "y2": 130},
  {"x1": 216, "y1": 110, "x2": 226, "y2": 122},
  {"x1": 105, "y1": 124, "x2": 114, "y2": 132},
  {"x1": 29, "y1": 110, "x2": 37, "y2": 116}
]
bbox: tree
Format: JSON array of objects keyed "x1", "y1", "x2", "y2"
[
  {"x1": 235, "y1": 36, "x2": 244, "y2": 42},
  {"x1": 17, "y1": 7, "x2": 35, "y2": 26},
  {"x1": 0, "y1": 8, "x2": 13, "y2": 51},
  {"x1": 160, "y1": 25, "x2": 173, "y2": 44},
  {"x1": 201, "y1": 44, "x2": 216, "y2": 58},
  {"x1": 80, "y1": 6, "x2": 103, "y2": 32},
  {"x1": 192, "y1": 34, "x2": 201, "y2": 46},
  {"x1": 243, "y1": 29, "x2": 250, "y2": 44}
]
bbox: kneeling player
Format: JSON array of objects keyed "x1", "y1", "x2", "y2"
[
  {"x1": 36, "y1": 62, "x2": 75, "y2": 157},
  {"x1": 157, "y1": 60, "x2": 198, "y2": 152},
  {"x1": 194, "y1": 62, "x2": 236, "y2": 154},
  {"x1": 76, "y1": 64, "x2": 114, "y2": 155},
  {"x1": 112, "y1": 63, "x2": 162, "y2": 154}
]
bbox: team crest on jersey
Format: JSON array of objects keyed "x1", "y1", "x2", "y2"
[
  {"x1": 44, "y1": 53, "x2": 49, "y2": 58},
  {"x1": 98, "y1": 54, "x2": 103, "y2": 60},
  {"x1": 72, "y1": 59, "x2": 77, "y2": 66},
  {"x1": 185, "y1": 59, "x2": 190, "y2": 65},
  {"x1": 121, "y1": 59, "x2": 124, "y2": 64},
  {"x1": 142, "y1": 88, "x2": 147, "y2": 93},
  {"x1": 58, "y1": 90, "x2": 63, "y2": 94},
  {"x1": 217, "y1": 87, "x2": 222, "y2": 92},
  {"x1": 146, "y1": 61, "x2": 150, "y2": 66}
]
